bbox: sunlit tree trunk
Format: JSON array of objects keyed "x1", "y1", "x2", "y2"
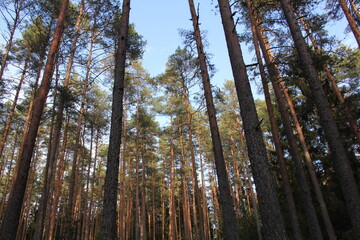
[
  {"x1": 253, "y1": 15, "x2": 324, "y2": 240},
  {"x1": 339, "y1": 0, "x2": 360, "y2": 47},
  {"x1": 0, "y1": 0, "x2": 69, "y2": 238},
  {"x1": 280, "y1": 0, "x2": 360, "y2": 238}
]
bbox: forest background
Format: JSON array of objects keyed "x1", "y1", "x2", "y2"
[{"x1": 0, "y1": 0, "x2": 359, "y2": 239}]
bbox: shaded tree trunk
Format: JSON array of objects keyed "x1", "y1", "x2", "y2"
[
  {"x1": 280, "y1": 0, "x2": 360, "y2": 238},
  {"x1": 216, "y1": 0, "x2": 288, "y2": 239},
  {"x1": 100, "y1": 0, "x2": 130, "y2": 238},
  {"x1": 0, "y1": 0, "x2": 69, "y2": 238}
]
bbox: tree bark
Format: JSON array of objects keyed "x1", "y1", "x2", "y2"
[
  {"x1": 100, "y1": 0, "x2": 130, "y2": 238},
  {"x1": 246, "y1": 2, "x2": 303, "y2": 238},
  {"x1": 280, "y1": 0, "x2": 360, "y2": 238},
  {"x1": 48, "y1": 120, "x2": 69, "y2": 240},
  {"x1": 216, "y1": 0, "x2": 288, "y2": 239},
  {"x1": 0, "y1": 0, "x2": 69, "y2": 238},
  {"x1": 339, "y1": 0, "x2": 360, "y2": 47},
  {"x1": 179, "y1": 131, "x2": 193, "y2": 240}
]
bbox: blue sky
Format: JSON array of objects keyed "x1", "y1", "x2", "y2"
[
  {"x1": 0, "y1": 0, "x2": 354, "y2": 99},
  {"x1": 130, "y1": 0, "x2": 354, "y2": 99},
  {"x1": 130, "y1": 0, "x2": 236, "y2": 86}
]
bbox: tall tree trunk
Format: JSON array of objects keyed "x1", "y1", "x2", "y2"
[
  {"x1": 0, "y1": 50, "x2": 30, "y2": 158},
  {"x1": 255, "y1": 13, "x2": 336, "y2": 239},
  {"x1": 140, "y1": 139, "x2": 147, "y2": 240},
  {"x1": 65, "y1": 25, "x2": 95, "y2": 239},
  {"x1": 280, "y1": 0, "x2": 360, "y2": 238},
  {"x1": 168, "y1": 118, "x2": 178, "y2": 240},
  {"x1": 187, "y1": 1, "x2": 240, "y2": 239},
  {"x1": 247, "y1": 5, "x2": 302, "y2": 237},
  {"x1": 100, "y1": 0, "x2": 130, "y2": 238},
  {"x1": 0, "y1": 0, "x2": 69, "y2": 238},
  {"x1": 339, "y1": 0, "x2": 360, "y2": 47},
  {"x1": 34, "y1": 63, "x2": 60, "y2": 240},
  {"x1": 216, "y1": 0, "x2": 288, "y2": 239},
  {"x1": 48, "y1": 120, "x2": 69, "y2": 240},
  {"x1": 119, "y1": 93, "x2": 128, "y2": 240},
  {"x1": 0, "y1": 133, "x2": 18, "y2": 220},
  {"x1": 179, "y1": 131, "x2": 193, "y2": 240},
  {"x1": 252, "y1": 11, "x2": 324, "y2": 240},
  {"x1": 0, "y1": 0, "x2": 25, "y2": 85}
]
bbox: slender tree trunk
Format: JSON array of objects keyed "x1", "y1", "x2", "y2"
[
  {"x1": 188, "y1": 1, "x2": 241, "y2": 239},
  {"x1": 168, "y1": 125, "x2": 178, "y2": 240},
  {"x1": 101, "y1": 0, "x2": 130, "y2": 238},
  {"x1": 66, "y1": 27, "x2": 95, "y2": 239},
  {"x1": 140, "y1": 139, "x2": 147, "y2": 240},
  {"x1": 252, "y1": 12, "x2": 324, "y2": 240},
  {"x1": 0, "y1": 1, "x2": 69, "y2": 238},
  {"x1": 245, "y1": 175, "x2": 262, "y2": 240},
  {"x1": 216, "y1": 0, "x2": 288, "y2": 239},
  {"x1": 179, "y1": 131, "x2": 193, "y2": 240},
  {"x1": 0, "y1": 133, "x2": 18, "y2": 220},
  {"x1": 255, "y1": 13, "x2": 336, "y2": 238},
  {"x1": 119, "y1": 93, "x2": 128, "y2": 240},
  {"x1": 48, "y1": 120, "x2": 69, "y2": 240},
  {"x1": 0, "y1": 50, "x2": 30, "y2": 158},
  {"x1": 0, "y1": 0, "x2": 25, "y2": 85},
  {"x1": 339, "y1": 0, "x2": 360, "y2": 47},
  {"x1": 280, "y1": 0, "x2": 360, "y2": 238}
]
